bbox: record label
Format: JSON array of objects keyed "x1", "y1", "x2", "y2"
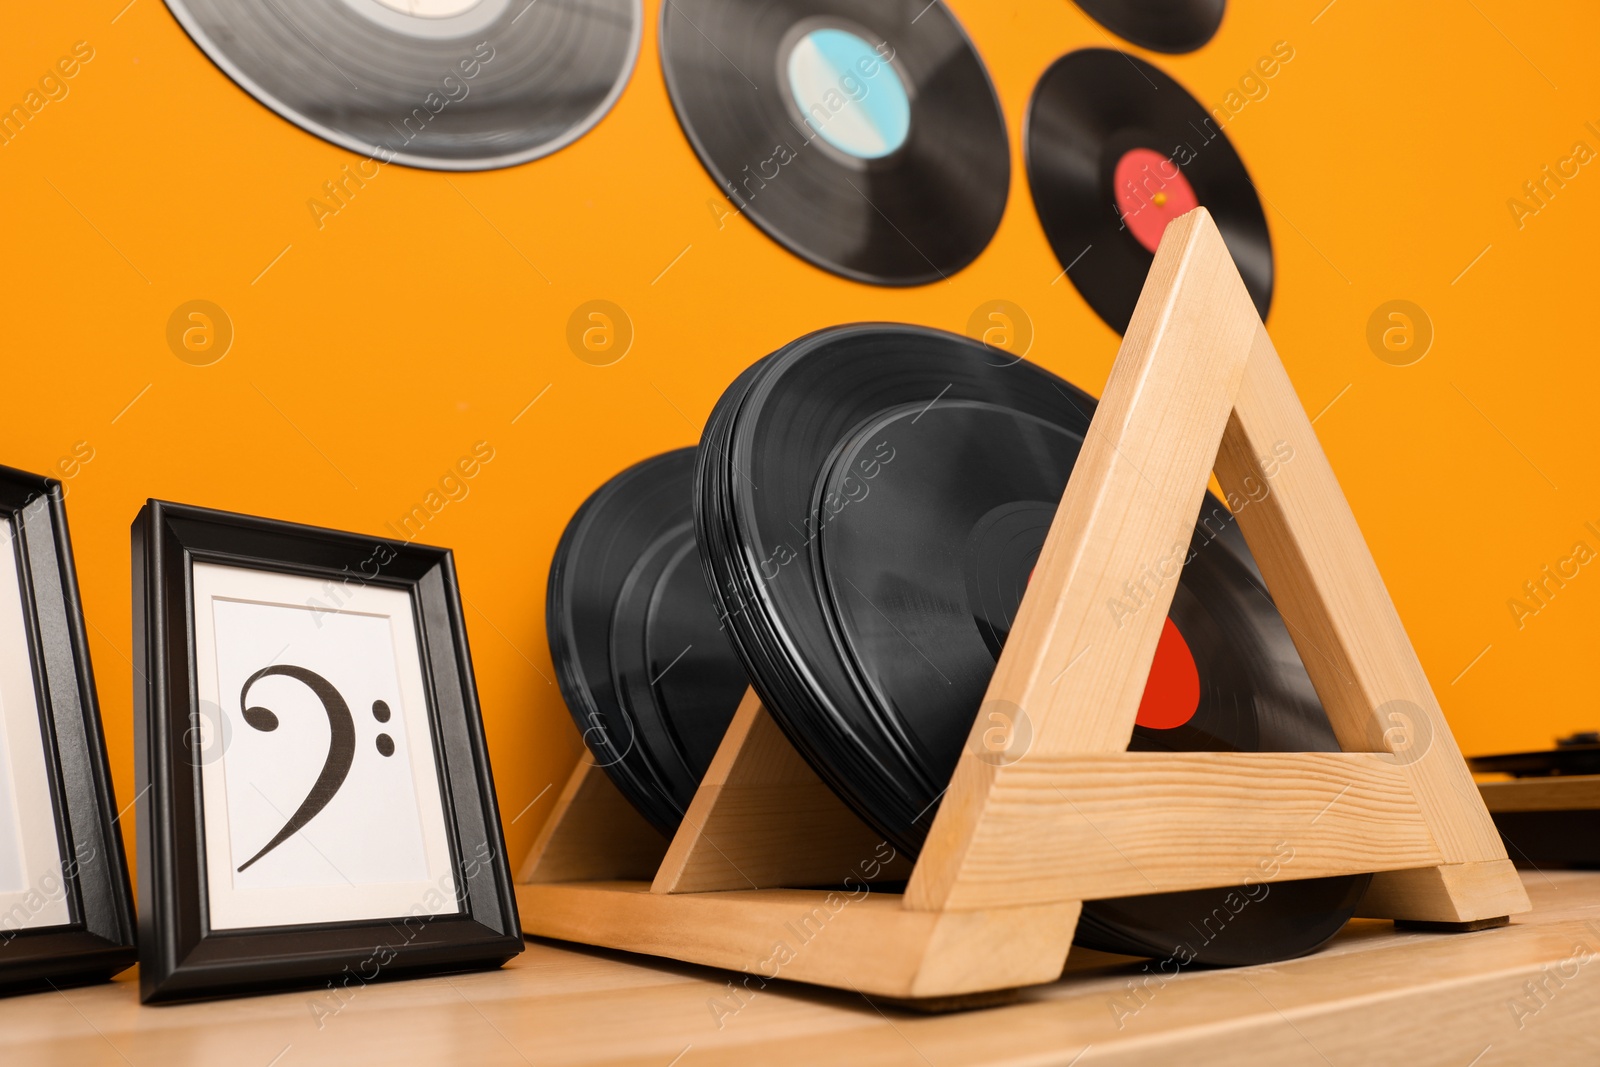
[
  {"x1": 343, "y1": 0, "x2": 509, "y2": 38},
  {"x1": 1113, "y1": 147, "x2": 1200, "y2": 254},
  {"x1": 1138, "y1": 619, "x2": 1200, "y2": 729},
  {"x1": 362, "y1": 0, "x2": 489, "y2": 16},
  {"x1": 1025, "y1": 49, "x2": 1273, "y2": 333},
  {"x1": 660, "y1": 0, "x2": 1009, "y2": 285},
  {"x1": 783, "y1": 26, "x2": 910, "y2": 160}
]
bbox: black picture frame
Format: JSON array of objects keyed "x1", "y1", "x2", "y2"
[
  {"x1": 0, "y1": 466, "x2": 137, "y2": 994},
  {"x1": 132, "y1": 500, "x2": 521, "y2": 1003}
]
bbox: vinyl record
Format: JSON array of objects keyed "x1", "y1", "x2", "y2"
[
  {"x1": 1025, "y1": 48, "x2": 1272, "y2": 333},
  {"x1": 164, "y1": 0, "x2": 641, "y2": 170},
  {"x1": 659, "y1": 0, "x2": 1009, "y2": 285},
  {"x1": 548, "y1": 449, "x2": 747, "y2": 835},
  {"x1": 696, "y1": 323, "x2": 1366, "y2": 963},
  {"x1": 1071, "y1": 0, "x2": 1226, "y2": 54}
]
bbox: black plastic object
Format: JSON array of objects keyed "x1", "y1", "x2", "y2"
[
  {"x1": 1026, "y1": 48, "x2": 1272, "y2": 333},
  {"x1": 548, "y1": 449, "x2": 748, "y2": 835},
  {"x1": 659, "y1": 0, "x2": 1009, "y2": 285},
  {"x1": 1072, "y1": 0, "x2": 1225, "y2": 54}
]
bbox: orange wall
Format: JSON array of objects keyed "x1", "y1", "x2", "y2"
[{"x1": 2, "y1": 1, "x2": 1596, "y2": 873}]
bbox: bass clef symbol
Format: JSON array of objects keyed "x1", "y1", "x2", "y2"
[{"x1": 234, "y1": 664, "x2": 370, "y2": 872}]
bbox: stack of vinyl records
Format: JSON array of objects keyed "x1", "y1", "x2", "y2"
[
  {"x1": 547, "y1": 449, "x2": 748, "y2": 836},
  {"x1": 551, "y1": 324, "x2": 1370, "y2": 965}
]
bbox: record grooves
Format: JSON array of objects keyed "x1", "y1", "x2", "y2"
[
  {"x1": 547, "y1": 449, "x2": 747, "y2": 835},
  {"x1": 659, "y1": 0, "x2": 1010, "y2": 285},
  {"x1": 1025, "y1": 48, "x2": 1273, "y2": 333},
  {"x1": 1071, "y1": 0, "x2": 1226, "y2": 55},
  {"x1": 164, "y1": 0, "x2": 641, "y2": 170}
]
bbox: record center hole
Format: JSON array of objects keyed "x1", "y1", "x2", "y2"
[
  {"x1": 1114, "y1": 147, "x2": 1200, "y2": 255},
  {"x1": 785, "y1": 28, "x2": 910, "y2": 160}
]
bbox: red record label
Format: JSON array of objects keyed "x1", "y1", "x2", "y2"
[
  {"x1": 1113, "y1": 147, "x2": 1199, "y2": 254},
  {"x1": 1136, "y1": 616, "x2": 1201, "y2": 730}
]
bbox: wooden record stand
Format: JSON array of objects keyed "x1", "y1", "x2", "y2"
[{"x1": 515, "y1": 209, "x2": 1531, "y2": 1003}]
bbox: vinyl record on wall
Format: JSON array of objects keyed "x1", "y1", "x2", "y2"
[
  {"x1": 1025, "y1": 48, "x2": 1272, "y2": 333},
  {"x1": 659, "y1": 0, "x2": 1010, "y2": 285},
  {"x1": 1071, "y1": 0, "x2": 1226, "y2": 54},
  {"x1": 163, "y1": 0, "x2": 641, "y2": 170}
]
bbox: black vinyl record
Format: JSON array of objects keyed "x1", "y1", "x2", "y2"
[
  {"x1": 1025, "y1": 48, "x2": 1272, "y2": 333},
  {"x1": 164, "y1": 0, "x2": 640, "y2": 170},
  {"x1": 696, "y1": 323, "x2": 1366, "y2": 963},
  {"x1": 659, "y1": 0, "x2": 1009, "y2": 285},
  {"x1": 548, "y1": 449, "x2": 747, "y2": 835},
  {"x1": 1469, "y1": 734, "x2": 1600, "y2": 778},
  {"x1": 1071, "y1": 0, "x2": 1225, "y2": 54}
]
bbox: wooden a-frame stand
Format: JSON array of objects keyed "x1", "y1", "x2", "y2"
[{"x1": 515, "y1": 209, "x2": 1530, "y2": 1002}]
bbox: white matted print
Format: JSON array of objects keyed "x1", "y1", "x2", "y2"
[
  {"x1": 193, "y1": 563, "x2": 459, "y2": 930},
  {"x1": 0, "y1": 519, "x2": 70, "y2": 932}
]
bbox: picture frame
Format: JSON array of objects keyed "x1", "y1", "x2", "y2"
[
  {"x1": 0, "y1": 465, "x2": 137, "y2": 993},
  {"x1": 132, "y1": 500, "x2": 522, "y2": 1003}
]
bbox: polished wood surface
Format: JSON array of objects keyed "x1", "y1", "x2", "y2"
[
  {"x1": 518, "y1": 879, "x2": 1082, "y2": 1000},
  {"x1": 4, "y1": 871, "x2": 1596, "y2": 1066},
  {"x1": 920, "y1": 750, "x2": 1440, "y2": 908}
]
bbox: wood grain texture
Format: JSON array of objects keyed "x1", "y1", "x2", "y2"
[
  {"x1": 1360, "y1": 859, "x2": 1532, "y2": 922},
  {"x1": 517, "y1": 760, "x2": 667, "y2": 885},
  {"x1": 652, "y1": 691, "x2": 913, "y2": 894},
  {"x1": 907, "y1": 208, "x2": 1264, "y2": 912},
  {"x1": 520, "y1": 882, "x2": 1078, "y2": 998},
  {"x1": 929, "y1": 751, "x2": 1441, "y2": 909},
  {"x1": 515, "y1": 207, "x2": 1528, "y2": 995},
  {"x1": 4, "y1": 871, "x2": 1595, "y2": 1066},
  {"x1": 1480, "y1": 774, "x2": 1600, "y2": 812},
  {"x1": 1213, "y1": 324, "x2": 1515, "y2": 871}
]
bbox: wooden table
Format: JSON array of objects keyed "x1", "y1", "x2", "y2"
[{"x1": 4, "y1": 870, "x2": 1598, "y2": 1066}]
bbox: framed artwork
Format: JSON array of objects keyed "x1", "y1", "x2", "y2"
[
  {"x1": 133, "y1": 500, "x2": 521, "y2": 1002},
  {"x1": 0, "y1": 466, "x2": 137, "y2": 993}
]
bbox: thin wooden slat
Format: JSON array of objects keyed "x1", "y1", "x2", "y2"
[
  {"x1": 653, "y1": 692, "x2": 912, "y2": 894},
  {"x1": 1479, "y1": 774, "x2": 1600, "y2": 812},
  {"x1": 930, "y1": 751, "x2": 1440, "y2": 908},
  {"x1": 518, "y1": 759, "x2": 667, "y2": 886},
  {"x1": 520, "y1": 881, "x2": 1079, "y2": 999}
]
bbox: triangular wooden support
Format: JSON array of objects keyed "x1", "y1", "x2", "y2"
[{"x1": 517, "y1": 209, "x2": 1530, "y2": 1000}]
